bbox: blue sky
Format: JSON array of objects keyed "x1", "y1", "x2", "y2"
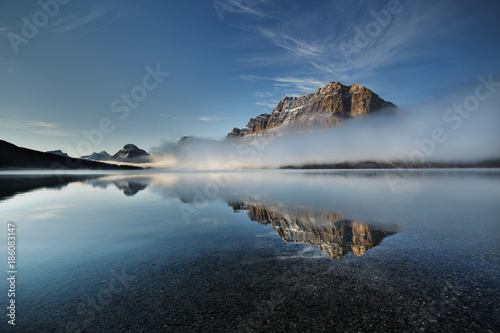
[{"x1": 0, "y1": 0, "x2": 499, "y2": 155}]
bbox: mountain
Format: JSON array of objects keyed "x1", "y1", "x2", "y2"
[
  {"x1": 80, "y1": 151, "x2": 112, "y2": 161},
  {"x1": 178, "y1": 136, "x2": 195, "y2": 144},
  {"x1": 112, "y1": 144, "x2": 150, "y2": 162},
  {"x1": 0, "y1": 140, "x2": 142, "y2": 170},
  {"x1": 46, "y1": 149, "x2": 69, "y2": 157},
  {"x1": 227, "y1": 81, "x2": 398, "y2": 139},
  {"x1": 177, "y1": 136, "x2": 214, "y2": 145},
  {"x1": 79, "y1": 145, "x2": 149, "y2": 162},
  {"x1": 175, "y1": 136, "x2": 221, "y2": 150}
]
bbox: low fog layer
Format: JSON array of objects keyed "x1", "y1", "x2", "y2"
[{"x1": 150, "y1": 82, "x2": 500, "y2": 169}]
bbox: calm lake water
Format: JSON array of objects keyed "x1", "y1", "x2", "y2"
[{"x1": 0, "y1": 170, "x2": 499, "y2": 332}]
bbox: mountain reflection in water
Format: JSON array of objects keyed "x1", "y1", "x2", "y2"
[
  {"x1": 88, "y1": 178, "x2": 148, "y2": 196},
  {"x1": 0, "y1": 172, "x2": 400, "y2": 259},
  {"x1": 229, "y1": 202, "x2": 398, "y2": 259}
]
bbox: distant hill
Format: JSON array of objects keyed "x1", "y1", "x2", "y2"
[
  {"x1": 80, "y1": 151, "x2": 112, "y2": 161},
  {"x1": 46, "y1": 149, "x2": 70, "y2": 158},
  {"x1": 280, "y1": 160, "x2": 500, "y2": 169},
  {"x1": 0, "y1": 140, "x2": 142, "y2": 170},
  {"x1": 78, "y1": 144, "x2": 150, "y2": 162}
]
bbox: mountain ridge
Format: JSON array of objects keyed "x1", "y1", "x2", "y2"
[
  {"x1": 42, "y1": 144, "x2": 150, "y2": 162},
  {"x1": 0, "y1": 140, "x2": 142, "y2": 170},
  {"x1": 81, "y1": 151, "x2": 112, "y2": 161},
  {"x1": 227, "y1": 81, "x2": 398, "y2": 139}
]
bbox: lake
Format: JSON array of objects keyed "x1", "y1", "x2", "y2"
[{"x1": 0, "y1": 170, "x2": 499, "y2": 332}]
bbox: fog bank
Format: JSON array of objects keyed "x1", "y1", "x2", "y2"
[{"x1": 150, "y1": 83, "x2": 500, "y2": 169}]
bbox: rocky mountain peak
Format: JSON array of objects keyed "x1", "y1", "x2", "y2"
[
  {"x1": 112, "y1": 144, "x2": 150, "y2": 161},
  {"x1": 227, "y1": 81, "x2": 398, "y2": 139},
  {"x1": 80, "y1": 151, "x2": 111, "y2": 161}
]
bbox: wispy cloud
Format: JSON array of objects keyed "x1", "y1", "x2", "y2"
[
  {"x1": 224, "y1": 0, "x2": 472, "y2": 97},
  {"x1": 215, "y1": 0, "x2": 273, "y2": 20},
  {"x1": 310, "y1": 62, "x2": 347, "y2": 81},
  {"x1": 257, "y1": 27, "x2": 325, "y2": 58},
  {"x1": 310, "y1": 1, "x2": 459, "y2": 82},
  {"x1": 255, "y1": 101, "x2": 276, "y2": 108},
  {"x1": 0, "y1": 118, "x2": 59, "y2": 129},
  {"x1": 254, "y1": 91, "x2": 273, "y2": 98},
  {"x1": 158, "y1": 113, "x2": 186, "y2": 120},
  {"x1": 48, "y1": 3, "x2": 126, "y2": 35},
  {"x1": 0, "y1": 3, "x2": 123, "y2": 38},
  {"x1": 0, "y1": 117, "x2": 71, "y2": 136},
  {"x1": 0, "y1": 25, "x2": 20, "y2": 33},
  {"x1": 159, "y1": 113, "x2": 225, "y2": 122},
  {"x1": 196, "y1": 116, "x2": 225, "y2": 122},
  {"x1": 241, "y1": 75, "x2": 324, "y2": 93},
  {"x1": 27, "y1": 120, "x2": 60, "y2": 128},
  {"x1": 32, "y1": 129, "x2": 71, "y2": 137},
  {"x1": 53, "y1": 7, "x2": 108, "y2": 33}
]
